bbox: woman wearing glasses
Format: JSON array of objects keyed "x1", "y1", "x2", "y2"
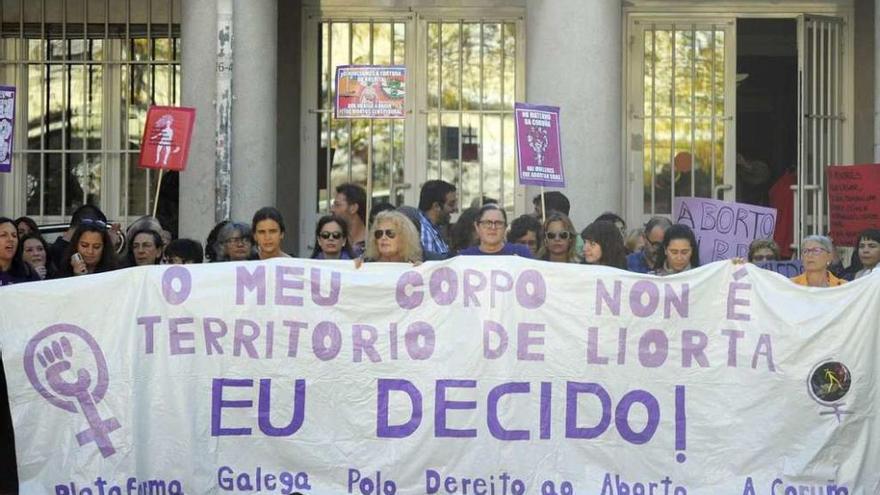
[
  {"x1": 362, "y1": 210, "x2": 422, "y2": 263},
  {"x1": 581, "y1": 220, "x2": 627, "y2": 269},
  {"x1": 58, "y1": 221, "x2": 119, "y2": 276},
  {"x1": 537, "y1": 213, "x2": 580, "y2": 263},
  {"x1": 791, "y1": 235, "x2": 846, "y2": 287},
  {"x1": 311, "y1": 215, "x2": 354, "y2": 260},
  {"x1": 214, "y1": 222, "x2": 256, "y2": 262},
  {"x1": 460, "y1": 204, "x2": 532, "y2": 257}
]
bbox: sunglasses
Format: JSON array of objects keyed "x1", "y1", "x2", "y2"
[
  {"x1": 374, "y1": 229, "x2": 397, "y2": 239},
  {"x1": 81, "y1": 218, "x2": 108, "y2": 231},
  {"x1": 546, "y1": 231, "x2": 572, "y2": 240},
  {"x1": 319, "y1": 231, "x2": 344, "y2": 240}
]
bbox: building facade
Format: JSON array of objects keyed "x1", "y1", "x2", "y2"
[{"x1": 1, "y1": 0, "x2": 877, "y2": 256}]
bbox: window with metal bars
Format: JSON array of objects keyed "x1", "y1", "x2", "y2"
[
  {"x1": 0, "y1": 0, "x2": 180, "y2": 231},
  {"x1": 312, "y1": 14, "x2": 522, "y2": 215}
]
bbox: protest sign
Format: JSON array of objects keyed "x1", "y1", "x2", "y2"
[
  {"x1": 1, "y1": 258, "x2": 878, "y2": 494},
  {"x1": 674, "y1": 197, "x2": 777, "y2": 263},
  {"x1": 138, "y1": 106, "x2": 195, "y2": 172},
  {"x1": 0, "y1": 86, "x2": 16, "y2": 173},
  {"x1": 515, "y1": 103, "x2": 564, "y2": 187},
  {"x1": 335, "y1": 66, "x2": 406, "y2": 119},
  {"x1": 828, "y1": 164, "x2": 880, "y2": 246},
  {"x1": 756, "y1": 259, "x2": 804, "y2": 278}
]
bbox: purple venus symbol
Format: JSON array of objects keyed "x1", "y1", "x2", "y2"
[{"x1": 23, "y1": 323, "x2": 120, "y2": 458}]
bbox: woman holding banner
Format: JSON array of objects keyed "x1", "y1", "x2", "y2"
[
  {"x1": 790, "y1": 235, "x2": 846, "y2": 287},
  {"x1": 460, "y1": 204, "x2": 532, "y2": 257},
  {"x1": 853, "y1": 229, "x2": 880, "y2": 279},
  {"x1": 360, "y1": 210, "x2": 422, "y2": 264},
  {"x1": 652, "y1": 224, "x2": 700, "y2": 276}
]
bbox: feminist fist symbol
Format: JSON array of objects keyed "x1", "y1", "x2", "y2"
[{"x1": 24, "y1": 325, "x2": 120, "y2": 458}]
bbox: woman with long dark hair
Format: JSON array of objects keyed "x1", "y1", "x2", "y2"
[
  {"x1": 58, "y1": 221, "x2": 119, "y2": 277},
  {"x1": 581, "y1": 221, "x2": 627, "y2": 269},
  {"x1": 0, "y1": 217, "x2": 40, "y2": 286},
  {"x1": 652, "y1": 224, "x2": 700, "y2": 276}
]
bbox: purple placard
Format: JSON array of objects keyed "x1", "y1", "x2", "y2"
[
  {"x1": 0, "y1": 86, "x2": 15, "y2": 173},
  {"x1": 756, "y1": 259, "x2": 804, "y2": 278},
  {"x1": 673, "y1": 197, "x2": 777, "y2": 263},
  {"x1": 514, "y1": 103, "x2": 564, "y2": 187}
]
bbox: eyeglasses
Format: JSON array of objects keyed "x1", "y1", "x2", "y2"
[
  {"x1": 374, "y1": 229, "x2": 397, "y2": 239},
  {"x1": 546, "y1": 231, "x2": 573, "y2": 240},
  {"x1": 478, "y1": 220, "x2": 506, "y2": 229},
  {"x1": 319, "y1": 231, "x2": 344, "y2": 240},
  {"x1": 81, "y1": 218, "x2": 108, "y2": 230},
  {"x1": 802, "y1": 247, "x2": 829, "y2": 256},
  {"x1": 225, "y1": 237, "x2": 251, "y2": 245}
]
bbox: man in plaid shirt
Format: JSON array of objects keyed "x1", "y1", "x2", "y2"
[{"x1": 418, "y1": 180, "x2": 458, "y2": 258}]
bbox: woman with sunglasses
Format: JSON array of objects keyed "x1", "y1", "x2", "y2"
[
  {"x1": 311, "y1": 215, "x2": 354, "y2": 260},
  {"x1": 791, "y1": 235, "x2": 846, "y2": 287},
  {"x1": 747, "y1": 239, "x2": 781, "y2": 263},
  {"x1": 537, "y1": 213, "x2": 580, "y2": 263},
  {"x1": 362, "y1": 210, "x2": 422, "y2": 263},
  {"x1": 460, "y1": 204, "x2": 532, "y2": 257},
  {"x1": 581, "y1": 220, "x2": 627, "y2": 269},
  {"x1": 58, "y1": 222, "x2": 119, "y2": 277}
]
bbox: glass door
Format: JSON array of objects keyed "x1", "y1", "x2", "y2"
[{"x1": 626, "y1": 19, "x2": 736, "y2": 223}]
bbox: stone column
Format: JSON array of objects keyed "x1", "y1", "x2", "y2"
[
  {"x1": 526, "y1": 0, "x2": 622, "y2": 229},
  {"x1": 231, "y1": 0, "x2": 278, "y2": 222},
  {"x1": 179, "y1": 0, "x2": 218, "y2": 239}
]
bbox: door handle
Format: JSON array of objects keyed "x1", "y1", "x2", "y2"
[
  {"x1": 714, "y1": 184, "x2": 733, "y2": 199},
  {"x1": 391, "y1": 183, "x2": 412, "y2": 205}
]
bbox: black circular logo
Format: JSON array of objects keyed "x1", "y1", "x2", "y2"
[{"x1": 808, "y1": 361, "x2": 852, "y2": 404}]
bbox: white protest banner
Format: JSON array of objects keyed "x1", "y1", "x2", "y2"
[{"x1": 1, "y1": 258, "x2": 878, "y2": 495}]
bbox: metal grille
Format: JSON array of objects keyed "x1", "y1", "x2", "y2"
[
  {"x1": 316, "y1": 20, "x2": 407, "y2": 211},
  {"x1": 641, "y1": 23, "x2": 728, "y2": 215},
  {"x1": 0, "y1": 0, "x2": 180, "y2": 223},
  {"x1": 797, "y1": 15, "x2": 844, "y2": 249},
  {"x1": 424, "y1": 20, "x2": 518, "y2": 210}
]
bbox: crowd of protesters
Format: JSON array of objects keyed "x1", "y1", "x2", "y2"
[
  {"x1": 2, "y1": 182, "x2": 880, "y2": 491},
  {"x1": 2, "y1": 181, "x2": 880, "y2": 288}
]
